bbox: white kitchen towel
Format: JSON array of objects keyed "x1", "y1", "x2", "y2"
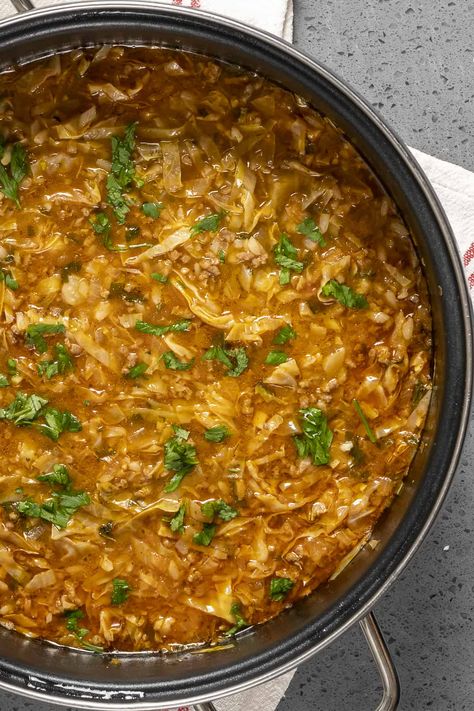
[{"x1": 0, "y1": 2, "x2": 472, "y2": 711}]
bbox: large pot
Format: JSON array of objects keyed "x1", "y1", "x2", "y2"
[{"x1": 0, "y1": 3, "x2": 471, "y2": 710}]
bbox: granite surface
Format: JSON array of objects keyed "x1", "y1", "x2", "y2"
[{"x1": 0, "y1": 1, "x2": 473, "y2": 710}]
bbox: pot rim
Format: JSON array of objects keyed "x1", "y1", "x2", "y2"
[{"x1": 0, "y1": 2, "x2": 471, "y2": 708}]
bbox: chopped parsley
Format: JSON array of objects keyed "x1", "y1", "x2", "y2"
[
  {"x1": 265, "y1": 350, "x2": 289, "y2": 366},
  {"x1": 0, "y1": 375, "x2": 8, "y2": 388},
  {"x1": 16, "y1": 465, "x2": 89, "y2": 530},
  {"x1": 0, "y1": 142, "x2": 29, "y2": 207},
  {"x1": 151, "y1": 272, "x2": 168, "y2": 284},
  {"x1": 90, "y1": 212, "x2": 128, "y2": 252},
  {"x1": 294, "y1": 407, "x2": 333, "y2": 466},
  {"x1": 37, "y1": 344, "x2": 74, "y2": 380},
  {"x1": 37, "y1": 463, "x2": 71, "y2": 488},
  {"x1": 163, "y1": 428, "x2": 198, "y2": 493},
  {"x1": 273, "y1": 233, "x2": 304, "y2": 285},
  {"x1": 193, "y1": 523, "x2": 216, "y2": 547},
  {"x1": 125, "y1": 362, "x2": 148, "y2": 379},
  {"x1": 190, "y1": 211, "x2": 226, "y2": 237},
  {"x1": 64, "y1": 609, "x2": 103, "y2": 653},
  {"x1": 0, "y1": 269, "x2": 18, "y2": 291},
  {"x1": 172, "y1": 424, "x2": 190, "y2": 440},
  {"x1": 0, "y1": 392, "x2": 48, "y2": 425},
  {"x1": 98, "y1": 521, "x2": 114, "y2": 539},
  {"x1": 202, "y1": 344, "x2": 249, "y2": 378},
  {"x1": 169, "y1": 501, "x2": 186, "y2": 534},
  {"x1": 37, "y1": 407, "x2": 82, "y2": 441},
  {"x1": 204, "y1": 425, "x2": 231, "y2": 443},
  {"x1": 269, "y1": 577, "x2": 294, "y2": 601},
  {"x1": 111, "y1": 578, "x2": 131, "y2": 605},
  {"x1": 412, "y1": 381, "x2": 428, "y2": 406},
  {"x1": 321, "y1": 280, "x2": 368, "y2": 309},
  {"x1": 218, "y1": 249, "x2": 226, "y2": 264},
  {"x1": 141, "y1": 202, "x2": 163, "y2": 219},
  {"x1": 352, "y1": 399, "x2": 377, "y2": 444},
  {"x1": 107, "y1": 122, "x2": 140, "y2": 224},
  {"x1": 109, "y1": 281, "x2": 144, "y2": 303},
  {"x1": 162, "y1": 351, "x2": 195, "y2": 371},
  {"x1": 60, "y1": 261, "x2": 81, "y2": 283},
  {"x1": 135, "y1": 319, "x2": 191, "y2": 337},
  {"x1": 25, "y1": 323, "x2": 65, "y2": 354},
  {"x1": 297, "y1": 217, "x2": 325, "y2": 246},
  {"x1": 273, "y1": 323, "x2": 296, "y2": 345},
  {"x1": 7, "y1": 358, "x2": 17, "y2": 376},
  {"x1": 201, "y1": 499, "x2": 238, "y2": 521},
  {"x1": 225, "y1": 602, "x2": 248, "y2": 636}
]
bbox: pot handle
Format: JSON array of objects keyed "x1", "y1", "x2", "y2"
[
  {"x1": 9, "y1": 0, "x2": 34, "y2": 12},
  {"x1": 192, "y1": 612, "x2": 399, "y2": 711}
]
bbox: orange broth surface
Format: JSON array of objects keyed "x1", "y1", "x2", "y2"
[{"x1": 0, "y1": 46, "x2": 432, "y2": 652}]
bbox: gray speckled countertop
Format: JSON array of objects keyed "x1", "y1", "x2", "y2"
[{"x1": 1, "y1": 1, "x2": 474, "y2": 710}]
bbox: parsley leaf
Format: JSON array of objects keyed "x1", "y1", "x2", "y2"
[
  {"x1": 202, "y1": 344, "x2": 248, "y2": 377},
  {"x1": 163, "y1": 430, "x2": 198, "y2": 493},
  {"x1": 162, "y1": 351, "x2": 195, "y2": 371},
  {"x1": 218, "y1": 249, "x2": 226, "y2": 264},
  {"x1": 0, "y1": 268, "x2": 18, "y2": 291},
  {"x1": 294, "y1": 407, "x2": 333, "y2": 466},
  {"x1": 25, "y1": 323, "x2": 65, "y2": 354},
  {"x1": 201, "y1": 499, "x2": 238, "y2": 521},
  {"x1": 273, "y1": 324, "x2": 296, "y2": 345},
  {"x1": 60, "y1": 261, "x2": 81, "y2": 283},
  {"x1": 225, "y1": 602, "x2": 248, "y2": 636},
  {"x1": 64, "y1": 609, "x2": 103, "y2": 653},
  {"x1": 141, "y1": 202, "x2": 163, "y2": 219},
  {"x1": 151, "y1": 272, "x2": 168, "y2": 284},
  {"x1": 109, "y1": 282, "x2": 144, "y2": 303},
  {"x1": 37, "y1": 344, "x2": 74, "y2": 380},
  {"x1": 352, "y1": 399, "x2": 377, "y2": 444},
  {"x1": 107, "y1": 122, "x2": 139, "y2": 224},
  {"x1": 0, "y1": 393, "x2": 81, "y2": 441},
  {"x1": 7, "y1": 358, "x2": 17, "y2": 376},
  {"x1": 273, "y1": 234, "x2": 304, "y2": 285},
  {"x1": 135, "y1": 319, "x2": 191, "y2": 337},
  {"x1": 37, "y1": 463, "x2": 71, "y2": 488},
  {"x1": 265, "y1": 350, "x2": 289, "y2": 366},
  {"x1": 0, "y1": 375, "x2": 8, "y2": 388},
  {"x1": 36, "y1": 407, "x2": 82, "y2": 441},
  {"x1": 297, "y1": 217, "x2": 325, "y2": 246},
  {"x1": 169, "y1": 501, "x2": 186, "y2": 534},
  {"x1": 0, "y1": 143, "x2": 29, "y2": 207},
  {"x1": 269, "y1": 577, "x2": 294, "y2": 601},
  {"x1": 16, "y1": 490, "x2": 90, "y2": 529},
  {"x1": 172, "y1": 424, "x2": 190, "y2": 440},
  {"x1": 90, "y1": 212, "x2": 128, "y2": 252},
  {"x1": 204, "y1": 425, "x2": 231, "y2": 443},
  {"x1": 321, "y1": 280, "x2": 368, "y2": 309},
  {"x1": 193, "y1": 522, "x2": 216, "y2": 546},
  {"x1": 190, "y1": 211, "x2": 226, "y2": 237},
  {"x1": 125, "y1": 362, "x2": 148, "y2": 379},
  {"x1": 111, "y1": 578, "x2": 131, "y2": 605},
  {"x1": 0, "y1": 392, "x2": 48, "y2": 425}
]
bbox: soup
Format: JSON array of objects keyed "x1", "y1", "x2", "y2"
[{"x1": 0, "y1": 46, "x2": 432, "y2": 652}]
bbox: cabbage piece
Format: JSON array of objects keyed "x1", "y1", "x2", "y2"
[
  {"x1": 126, "y1": 227, "x2": 191, "y2": 264},
  {"x1": 264, "y1": 358, "x2": 300, "y2": 389},
  {"x1": 185, "y1": 581, "x2": 235, "y2": 622},
  {"x1": 161, "y1": 141, "x2": 182, "y2": 193},
  {"x1": 226, "y1": 315, "x2": 284, "y2": 344},
  {"x1": 171, "y1": 274, "x2": 235, "y2": 330}
]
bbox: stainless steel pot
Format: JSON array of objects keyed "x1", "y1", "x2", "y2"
[{"x1": 0, "y1": 3, "x2": 471, "y2": 710}]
